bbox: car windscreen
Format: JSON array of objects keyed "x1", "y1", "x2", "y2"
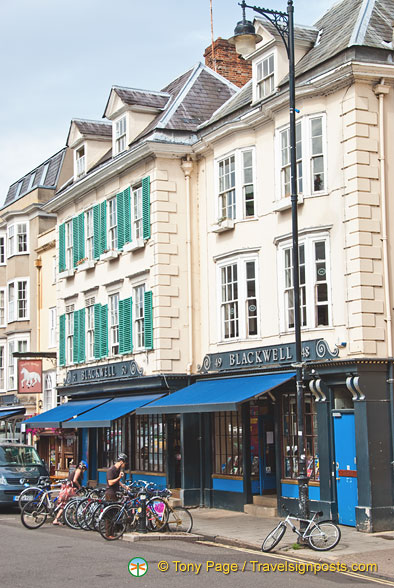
[{"x1": 0, "y1": 446, "x2": 42, "y2": 467}]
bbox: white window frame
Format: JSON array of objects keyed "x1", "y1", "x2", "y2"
[
  {"x1": 40, "y1": 163, "x2": 49, "y2": 185},
  {"x1": 216, "y1": 254, "x2": 259, "y2": 342},
  {"x1": 75, "y1": 145, "x2": 86, "y2": 178},
  {"x1": 43, "y1": 373, "x2": 57, "y2": 411},
  {"x1": 66, "y1": 309, "x2": 74, "y2": 365},
  {"x1": 7, "y1": 336, "x2": 29, "y2": 391},
  {"x1": 7, "y1": 223, "x2": 29, "y2": 257},
  {"x1": 0, "y1": 234, "x2": 5, "y2": 264},
  {"x1": 114, "y1": 116, "x2": 127, "y2": 154},
  {"x1": 0, "y1": 288, "x2": 5, "y2": 327},
  {"x1": 275, "y1": 113, "x2": 327, "y2": 201},
  {"x1": 255, "y1": 53, "x2": 275, "y2": 100},
  {"x1": 215, "y1": 147, "x2": 256, "y2": 222},
  {"x1": 28, "y1": 171, "x2": 37, "y2": 191},
  {"x1": 7, "y1": 278, "x2": 29, "y2": 323},
  {"x1": 65, "y1": 220, "x2": 73, "y2": 270},
  {"x1": 52, "y1": 255, "x2": 57, "y2": 284},
  {"x1": 86, "y1": 302, "x2": 95, "y2": 361},
  {"x1": 133, "y1": 186, "x2": 143, "y2": 240},
  {"x1": 134, "y1": 284, "x2": 146, "y2": 349},
  {"x1": 277, "y1": 233, "x2": 332, "y2": 332},
  {"x1": 0, "y1": 344, "x2": 5, "y2": 392},
  {"x1": 85, "y1": 208, "x2": 94, "y2": 260},
  {"x1": 109, "y1": 293, "x2": 119, "y2": 355},
  {"x1": 108, "y1": 197, "x2": 118, "y2": 250},
  {"x1": 49, "y1": 307, "x2": 56, "y2": 349}
]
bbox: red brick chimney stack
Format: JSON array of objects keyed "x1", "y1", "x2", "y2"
[{"x1": 204, "y1": 37, "x2": 252, "y2": 88}]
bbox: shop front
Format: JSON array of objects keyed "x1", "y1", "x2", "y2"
[
  {"x1": 24, "y1": 360, "x2": 188, "y2": 489},
  {"x1": 137, "y1": 341, "x2": 394, "y2": 532}
]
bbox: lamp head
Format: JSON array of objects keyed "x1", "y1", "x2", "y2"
[{"x1": 229, "y1": 2, "x2": 262, "y2": 57}]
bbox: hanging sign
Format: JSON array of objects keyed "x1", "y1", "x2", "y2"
[{"x1": 18, "y1": 359, "x2": 43, "y2": 394}]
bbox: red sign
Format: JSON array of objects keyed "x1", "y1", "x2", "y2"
[{"x1": 18, "y1": 359, "x2": 42, "y2": 394}]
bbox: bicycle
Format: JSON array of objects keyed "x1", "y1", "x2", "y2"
[
  {"x1": 151, "y1": 489, "x2": 193, "y2": 533},
  {"x1": 20, "y1": 482, "x2": 65, "y2": 529},
  {"x1": 262, "y1": 509, "x2": 341, "y2": 552},
  {"x1": 17, "y1": 476, "x2": 51, "y2": 509}
]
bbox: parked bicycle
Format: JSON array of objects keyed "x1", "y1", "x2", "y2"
[
  {"x1": 17, "y1": 476, "x2": 51, "y2": 509},
  {"x1": 262, "y1": 508, "x2": 341, "y2": 552},
  {"x1": 151, "y1": 488, "x2": 193, "y2": 533},
  {"x1": 20, "y1": 481, "x2": 66, "y2": 529}
]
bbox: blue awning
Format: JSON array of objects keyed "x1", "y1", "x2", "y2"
[
  {"x1": 24, "y1": 398, "x2": 111, "y2": 428},
  {"x1": 62, "y1": 394, "x2": 165, "y2": 428},
  {"x1": 0, "y1": 408, "x2": 26, "y2": 419},
  {"x1": 135, "y1": 372, "x2": 296, "y2": 414}
]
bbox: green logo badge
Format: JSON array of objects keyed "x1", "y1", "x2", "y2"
[{"x1": 128, "y1": 557, "x2": 148, "y2": 577}]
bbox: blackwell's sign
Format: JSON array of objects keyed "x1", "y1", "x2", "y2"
[
  {"x1": 65, "y1": 360, "x2": 143, "y2": 386},
  {"x1": 199, "y1": 339, "x2": 339, "y2": 373}
]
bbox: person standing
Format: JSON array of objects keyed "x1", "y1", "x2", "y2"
[
  {"x1": 53, "y1": 460, "x2": 88, "y2": 525},
  {"x1": 105, "y1": 453, "x2": 128, "y2": 501}
]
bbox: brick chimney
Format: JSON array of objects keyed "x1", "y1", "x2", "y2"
[{"x1": 204, "y1": 37, "x2": 252, "y2": 88}]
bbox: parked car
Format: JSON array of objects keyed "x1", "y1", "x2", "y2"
[{"x1": 0, "y1": 442, "x2": 49, "y2": 506}]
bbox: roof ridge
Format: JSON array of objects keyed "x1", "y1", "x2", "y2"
[
  {"x1": 73, "y1": 118, "x2": 112, "y2": 125},
  {"x1": 199, "y1": 80, "x2": 249, "y2": 129},
  {"x1": 112, "y1": 85, "x2": 170, "y2": 97},
  {"x1": 349, "y1": 0, "x2": 376, "y2": 46},
  {"x1": 157, "y1": 63, "x2": 203, "y2": 128}
]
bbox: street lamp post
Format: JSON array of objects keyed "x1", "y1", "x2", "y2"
[{"x1": 231, "y1": 0, "x2": 309, "y2": 521}]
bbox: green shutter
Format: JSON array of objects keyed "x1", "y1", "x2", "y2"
[
  {"x1": 78, "y1": 213, "x2": 85, "y2": 262},
  {"x1": 73, "y1": 311, "x2": 79, "y2": 364},
  {"x1": 117, "y1": 191, "x2": 125, "y2": 250},
  {"x1": 59, "y1": 314, "x2": 66, "y2": 366},
  {"x1": 144, "y1": 290, "x2": 153, "y2": 350},
  {"x1": 79, "y1": 308, "x2": 86, "y2": 363},
  {"x1": 59, "y1": 223, "x2": 66, "y2": 272},
  {"x1": 101, "y1": 304, "x2": 108, "y2": 358},
  {"x1": 100, "y1": 200, "x2": 107, "y2": 254},
  {"x1": 124, "y1": 187, "x2": 131, "y2": 244},
  {"x1": 72, "y1": 217, "x2": 79, "y2": 268},
  {"x1": 142, "y1": 176, "x2": 151, "y2": 240},
  {"x1": 94, "y1": 304, "x2": 101, "y2": 359},
  {"x1": 93, "y1": 205, "x2": 101, "y2": 259},
  {"x1": 119, "y1": 297, "x2": 132, "y2": 354}
]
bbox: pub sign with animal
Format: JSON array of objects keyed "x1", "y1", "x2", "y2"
[{"x1": 18, "y1": 359, "x2": 42, "y2": 394}]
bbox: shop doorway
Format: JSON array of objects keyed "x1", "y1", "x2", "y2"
[
  {"x1": 167, "y1": 416, "x2": 181, "y2": 489},
  {"x1": 250, "y1": 403, "x2": 276, "y2": 494},
  {"x1": 333, "y1": 411, "x2": 358, "y2": 526}
]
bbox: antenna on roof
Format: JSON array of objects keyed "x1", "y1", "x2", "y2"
[{"x1": 210, "y1": 0, "x2": 217, "y2": 72}]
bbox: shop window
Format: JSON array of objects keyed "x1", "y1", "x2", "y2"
[
  {"x1": 98, "y1": 417, "x2": 130, "y2": 470},
  {"x1": 281, "y1": 392, "x2": 319, "y2": 481},
  {"x1": 333, "y1": 386, "x2": 354, "y2": 409},
  {"x1": 214, "y1": 411, "x2": 243, "y2": 475},
  {"x1": 135, "y1": 414, "x2": 166, "y2": 473}
]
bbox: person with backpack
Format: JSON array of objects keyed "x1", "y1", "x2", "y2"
[
  {"x1": 105, "y1": 453, "x2": 128, "y2": 502},
  {"x1": 53, "y1": 460, "x2": 88, "y2": 525}
]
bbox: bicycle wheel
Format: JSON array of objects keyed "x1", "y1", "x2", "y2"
[
  {"x1": 18, "y1": 487, "x2": 43, "y2": 509},
  {"x1": 21, "y1": 501, "x2": 48, "y2": 529},
  {"x1": 84, "y1": 500, "x2": 99, "y2": 530},
  {"x1": 98, "y1": 504, "x2": 127, "y2": 541},
  {"x1": 308, "y1": 521, "x2": 341, "y2": 551},
  {"x1": 166, "y1": 507, "x2": 193, "y2": 533},
  {"x1": 63, "y1": 499, "x2": 81, "y2": 530},
  {"x1": 146, "y1": 498, "x2": 168, "y2": 532},
  {"x1": 261, "y1": 523, "x2": 286, "y2": 552},
  {"x1": 76, "y1": 498, "x2": 91, "y2": 530}
]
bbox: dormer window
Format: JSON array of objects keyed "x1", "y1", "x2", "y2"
[
  {"x1": 256, "y1": 54, "x2": 274, "y2": 99},
  {"x1": 75, "y1": 146, "x2": 86, "y2": 178},
  {"x1": 115, "y1": 116, "x2": 126, "y2": 154}
]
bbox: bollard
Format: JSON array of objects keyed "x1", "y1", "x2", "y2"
[{"x1": 136, "y1": 492, "x2": 147, "y2": 533}]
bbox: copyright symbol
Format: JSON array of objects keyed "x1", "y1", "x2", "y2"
[{"x1": 158, "y1": 561, "x2": 169, "y2": 572}]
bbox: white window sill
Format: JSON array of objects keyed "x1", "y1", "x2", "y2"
[
  {"x1": 100, "y1": 250, "x2": 120, "y2": 261},
  {"x1": 59, "y1": 269, "x2": 76, "y2": 279},
  {"x1": 123, "y1": 239, "x2": 145, "y2": 253},
  {"x1": 77, "y1": 259, "x2": 96, "y2": 272},
  {"x1": 212, "y1": 219, "x2": 235, "y2": 233},
  {"x1": 272, "y1": 195, "x2": 304, "y2": 212}
]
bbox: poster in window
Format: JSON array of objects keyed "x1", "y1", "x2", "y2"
[{"x1": 18, "y1": 359, "x2": 42, "y2": 394}]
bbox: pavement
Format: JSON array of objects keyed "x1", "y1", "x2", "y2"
[{"x1": 123, "y1": 507, "x2": 394, "y2": 581}]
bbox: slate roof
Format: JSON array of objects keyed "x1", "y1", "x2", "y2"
[
  {"x1": 3, "y1": 149, "x2": 66, "y2": 209},
  {"x1": 73, "y1": 119, "x2": 112, "y2": 138},
  {"x1": 133, "y1": 63, "x2": 238, "y2": 142},
  {"x1": 293, "y1": 0, "x2": 394, "y2": 79},
  {"x1": 112, "y1": 86, "x2": 170, "y2": 110}
]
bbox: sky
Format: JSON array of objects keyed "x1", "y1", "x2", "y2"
[{"x1": 0, "y1": 0, "x2": 334, "y2": 204}]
